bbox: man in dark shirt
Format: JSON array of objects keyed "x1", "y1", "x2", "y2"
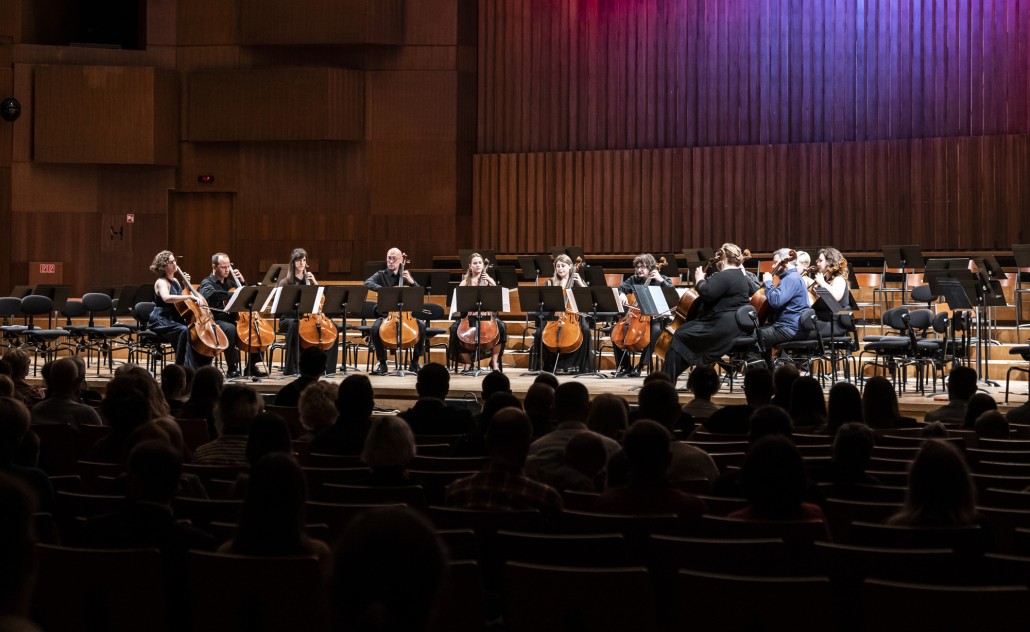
[
  {"x1": 703, "y1": 367, "x2": 774, "y2": 435},
  {"x1": 197, "y1": 252, "x2": 267, "y2": 378},
  {"x1": 274, "y1": 346, "x2": 326, "y2": 407},
  {"x1": 614, "y1": 254, "x2": 674, "y2": 377},
  {"x1": 399, "y1": 363, "x2": 473, "y2": 435},
  {"x1": 309, "y1": 375, "x2": 375, "y2": 456},
  {"x1": 757, "y1": 248, "x2": 810, "y2": 370},
  {"x1": 363, "y1": 247, "x2": 427, "y2": 375}
]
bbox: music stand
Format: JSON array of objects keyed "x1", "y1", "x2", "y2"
[
  {"x1": 655, "y1": 254, "x2": 681, "y2": 281},
  {"x1": 517, "y1": 256, "x2": 540, "y2": 282},
  {"x1": 516, "y1": 286, "x2": 567, "y2": 375},
  {"x1": 584, "y1": 266, "x2": 607, "y2": 287},
  {"x1": 428, "y1": 271, "x2": 452, "y2": 296},
  {"x1": 571, "y1": 287, "x2": 621, "y2": 379},
  {"x1": 455, "y1": 286, "x2": 505, "y2": 376},
  {"x1": 410, "y1": 271, "x2": 431, "y2": 288},
  {"x1": 322, "y1": 285, "x2": 369, "y2": 374},
  {"x1": 493, "y1": 266, "x2": 518, "y2": 289},
  {"x1": 260, "y1": 264, "x2": 288, "y2": 286},
  {"x1": 812, "y1": 287, "x2": 851, "y2": 383},
  {"x1": 375, "y1": 286, "x2": 425, "y2": 377},
  {"x1": 550, "y1": 246, "x2": 585, "y2": 263},
  {"x1": 225, "y1": 286, "x2": 274, "y2": 382},
  {"x1": 534, "y1": 255, "x2": 555, "y2": 279}
]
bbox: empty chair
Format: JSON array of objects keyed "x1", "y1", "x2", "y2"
[
  {"x1": 189, "y1": 551, "x2": 327, "y2": 632},
  {"x1": 33, "y1": 545, "x2": 167, "y2": 632},
  {"x1": 504, "y1": 562, "x2": 658, "y2": 632},
  {"x1": 863, "y1": 579, "x2": 1030, "y2": 631},
  {"x1": 676, "y1": 569, "x2": 833, "y2": 631}
]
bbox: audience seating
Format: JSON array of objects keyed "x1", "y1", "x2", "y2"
[
  {"x1": 862, "y1": 578, "x2": 1030, "y2": 631},
  {"x1": 676, "y1": 570, "x2": 834, "y2": 631},
  {"x1": 189, "y1": 551, "x2": 328, "y2": 632},
  {"x1": 315, "y1": 483, "x2": 427, "y2": 508},
  {"x1": 33, "y1": 545, "x2": 167, "y2": 632},
  {"x1": 31, "y1": 422, "x2": 79, "y2": 475},
  {"x1": 304, "y1": 453, "x2": 365, "y2": 468},
  {"x1": 821, "y1": 498, "x2": 900, "y2": 544},
  {"x1": 980, "y1": 488, "x2": 1030, "y2": 510},
  {"x1": 494, "y1": 530, "x2": 630, "y2": 567},
  {"x1": 648, "y1": 535, "x2": 790, "y2": 577},
  {"x1": 435, "y1": 528, "x2": 479, "y2": 562},
  {"x1": 174, "y1": 418, "x2": 210, "y2": 452},
  {"x1": 427, "y1": 560, "x2": 487, "y2": 632},
  {"x1": 305, "y1": 501, "x2": 407, "y2": 539},
  {"x1": 978, "y1": 506, "x2": 1030, "y2": 555},
  {"x1": 560, "y1": 489, "x2": 601, "y2": 511},
  {"x1": 849, "y1": 522, "x2": 988, "y2": 555},
  {"x1": 504, "y1": 562, "x2": 658, "y2": 632},
  {"x1": 171, "y1": 497, "x2": 243, "y2": 529}
]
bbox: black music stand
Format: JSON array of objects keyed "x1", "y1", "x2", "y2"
[
  {"x1": 517, "y1": 256, "x2": 540, "y2": 282},
  {"x1": 584, "y1": 266, "x2": 607, "y2": 288},
  {"x1": 260, "y1": 264, "x2": 288, "y2": 286},
  {"x1": 655, "y1": 254, "x2": 681, "y2": 282},
  {"x1": 571, "y1": 287, "x2": 621, "y2": 379},
  {"x1": 881, "y1": 245, "x2": 923, "y2": 309},
  {"x1": 428, "y1": 271, "x2": 452, "y2": 296},
  {"x1": 811, "y1": 287, "x2": 851, "y2": 384},
  {"x1": 516, "y1": 286, "x2": 567, "y2": 375},
  {"x1": 493, "y1": 266, "x2": 518, "y2": 289},
  {"x1": 375, "y1": 286, "x2": 425, "y2": 377},
  {"x1": 455, "y1": 286, "x2": 505, "y2": 377},
  {"x1": 550, "y1": 246, "x2": 585, "y2": 263},
  {"x1": 225, "y1": 286, "x2": 273, "y2": 382},
  {"x1": 1013, "y1": 245, "x2": 1030, "y2": 331},
  {"x1": 322, "y1": 285, "x2": 368, "y2": 374}
]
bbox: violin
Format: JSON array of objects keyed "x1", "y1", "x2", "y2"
[
  {"x1": 456, "y1": 258, "x2": 501, "y2": 352},
  {"x1": 611, "y1": 257, "x2": 666, "y2": 352},
  {"x1": 228, "y1": 263, "x2": 276, "y2": 353},
  {"x1": 174, "y1": 267, "x2": 231, "y2": 358},
  {"x1": 378, "y1": 253, "x2": 420, "y2": 350},
  {"x1": 750, "y1": 249, "x2": 798, "y2": 323},
  {"x1": 541, "y1": 257, "x2": 585, "y2": 354},
  {"x1": 806, "y1": 257, "x2": 849, "y2": 306}
]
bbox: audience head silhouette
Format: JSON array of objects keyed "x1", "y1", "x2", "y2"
[
  {"x1": 337, "y1": 374, "x2": 375, "y2": 421},
  {"x1": 415, "y1": 363, "x2": 450, "y2": 399}
]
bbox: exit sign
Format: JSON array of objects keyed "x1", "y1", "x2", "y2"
[
  {"x1": 126, "y1": 214, "x2": 135, "y2": 223},
  {"x1": 39, "y1": 263, "x2": 57, "y2": 274}
]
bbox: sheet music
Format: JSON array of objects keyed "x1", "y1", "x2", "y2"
[
  {"x1": 565, "y1": 289, "x2": 579, "y2": 313},
  {"x1": 612, "y1": 288, "x2": 626, "y2": 314},
  {"x1": 262, "y1": 287, "x2": 282, "y2": 313},
  {"x1": 502, "y1": 289, "x2": 512, "y2": 313},
  {"x1": 449, "y1": 289, "x2": 458, "y2": 319},
  {"x1": 648, "y1": 286, "x2": 672, "y2": 313},
  {"x1": 224, "y1": 288, "x2": 244, "y2": 311},
  {"x1": 312, "y1": 287, "x2": 326, "y2": 314}
]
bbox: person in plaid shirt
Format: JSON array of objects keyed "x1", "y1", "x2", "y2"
[{"x1": 445, "y1": 408, "x2": 563, "y2": 517}]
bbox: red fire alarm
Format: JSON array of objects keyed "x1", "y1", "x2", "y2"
[{"x1": 197, "y1": 175, "x2": 215, "y2": 184}]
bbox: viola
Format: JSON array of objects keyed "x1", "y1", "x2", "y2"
[
  {"x1": 228, "y1": 263, "x2": 276, "y2": 353},
  {"x1": 174, "y1": 268, "x2": 230, "y2": 358},
  {"x1": 456, "y1": 259, "x2": 501, "y2": 352},
  {"x1": 378, "y1": 253, "x2": 420, "y2": 350},
  {"x1": 541, "y1": 257, "x2": 585, "y2": 354},
  {"x1": 612, "y1": 257, "x2": 666, "y2": 352}
]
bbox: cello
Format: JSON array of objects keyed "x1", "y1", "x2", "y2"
[
  {"x1": 456, "y1": 258, "x2": 501, "y2": 352},
  {"x1": 611, "y1": 257, "x2": 667, "y2": 352},
  {"x1": 174, "y1": 267, "x2": 231, "y2": 357},
  {"x1": 654, "y1": 252, "x2": 728, "y2": 361},
  {"x1": 750, "y1": 249, "x2": 797, "y2": 323},
  {"x1": 377, "y1": 253, "x2": 420, "y2": 350},
  {"x1": 296, "y1": 263, "x2": 339, "y2": 351},
  {"x1": 227, "y1": 262, "x2": 276, "y2": 353},
  {"x1": 541, "y1": 257, "x2": 585, "y2": 354}
]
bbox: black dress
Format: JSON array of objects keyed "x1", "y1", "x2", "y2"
[
  {"x1": 664, "y1": 269, "x2": 752, "y2": 377},
  {"x1": 531, "y1": 281, "x2": 592, "y2": 373}
]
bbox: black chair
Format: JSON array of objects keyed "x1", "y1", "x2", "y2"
[
  {"x1": 775, "y1": 309, "x2": 831, "y2": 382},
  {"x1": 19, "y1": 294, "x2": 72, "y2": 373},
  {"x1": 1006, "y1": 345, "x2": 1030, "y2": 404},
  {"x1": 76, "y1": 293, "x2": 133, "y2": 375},
  {"x1": 0, "y1": 295, "x2": 28, "y2": 351},
  {"x1": 720, "y1": 304, "x2": 765, "y2": 393},
  {"x1": 858, "y1": 307, "x2": 914, "y2": 392},
  {"x1": 131, "y1": 301, "x2": 174, "y2": 374}
]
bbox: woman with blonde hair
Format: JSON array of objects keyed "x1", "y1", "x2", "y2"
[
  {"x1": 531, "y1": 253, "x2": 592, "y2": 374},
  {"x1": 449, "y1": 252, "x2": 507, "y2": 373}
]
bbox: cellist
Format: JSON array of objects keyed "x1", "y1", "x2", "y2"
[
  {"x1": 613, "y1": 254, "x2": 673, "y2": 377},
  {"x1": 531, "y1": 254, "x2": 592, "y2": 374},
  {"x1": 276, "y1": 248, "x2": 340, "y2": 376},
  {"x1": 148, "y1": 250, "x2": 207, "y2": 369},
  {"x1": 363, "y1": 247, "x2": 427, "y2": 375},
  {"x1": 662, "y1": 243, "x2": 752, "y2": 382},
  {"x1": 448, "y1": 253, "x2": 506, "y2": 373},
  {"x1": 198, "y1": 253, "x2": 268, "y2": 378}
]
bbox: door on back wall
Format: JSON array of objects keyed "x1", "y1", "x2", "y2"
[{"x1": 168, "y1": 192, "x2": 235, "y2": 284}]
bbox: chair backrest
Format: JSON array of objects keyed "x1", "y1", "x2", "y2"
[
  {"x1": 649, "y1": 535, "x2": 790, "y2": 576},
  {"x1": 34, "y1": 545, "x2": 167, "y2": 632},
  {"x1": 317, "y1": 483, "x2": 427, "y2": 508},
  {"x1": 821, "y1": 498, "x2": 901, "y2": 544},
  {"x1": 495, "y1": 530, "x2": 630, "y2": 567},
  {"x1": 174, "y1": 418, "x2": 211, "y2": 451},
  {"x1": 881, "y1": 306, "x2": 911, "y2": 332},
  {"x1": 189, "y1": 551, "x2": 327, "y2": 632},
  {"x1": 699, "y1": 515, "x2": 830, "y2": 546},
  {"x1": 0, "y1": 295, "x2": 23, "y2": 319},
  {"x1": 427, "y1": 560, "x2": 485, "y2": 632},
  {"x1": 31, "y1": 423, "x2": 79, "y2": 475},
  {"x1": 504, "y1": 562, "x2": 658, "y2": 632},
  {"x1": 863, "y1": 578, "x2": 1030, "y2": 630},
  {"x1": 306, "y1": 501, "x2": 407, "y2": 540},
  {"x1": 21, "y1": 294, "x2": 54, "y2": 322},
  {"x1": 427, "y1": 506, "x2": 543, "y2": 533},
  {"x1": 81, "y1": 292, "x2": 115, "y2": 314},
  {"x1": 735, "y1": 304, "x2": 759, "y2": 334},
  {"x1": 849, "y1": 521, "x2": 987, "y2": 554},
  {"x1": 133, "y1": 301, "x2": 156, "y2": 326}
]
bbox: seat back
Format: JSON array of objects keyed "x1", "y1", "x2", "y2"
[
  {"x1": 133, "y1": 301, "x2": 156, "y2": 327},
  {"x1": 676, "y1": 569, "x2": 833, "y2": 631},
  {"x1": 863, "y1": 579, "x2": 1030, "y2": 630}
]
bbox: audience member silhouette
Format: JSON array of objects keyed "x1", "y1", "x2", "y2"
[
  {"x1": 309, "y1": 374, "x2": 375, "y2": 456},
  {"x1": 0, "y1": 473, "x2": 40, "y2": 632},
  {"x1": 974, "y1": 411, "x2": 1010, "y2": 439},
  {"x1": 530, "y1": 430, "x2": 608, "y2": 494},
  {"x1": 729, "y1": 435, "x2": 826, "y2": 523},
  {"x1": 298, "y1": 381, "x2": 339, "y2": 440},
  {"x1": 452, "y1": 391, "x2": 522, "y2": 457},
  {"x1": 888, "y1": 439, "x2": 980, "y2": 528},
  {"x1": 681, "y1": 366, "x2": 721, "y2": 420},
  {"x1": 399, "y1": 363, "x2": 473, "y2": 435},
  {"x1": 220, "y1": 453, "x2": 333, "y2": 580},
  {"x1": 29, "y1": 357, "x2": 103, "y2": 432},
  {"x1": 962, "y1": 393, "x2": 998, "y2": 429},
  {"x1": 770, "y1": 364, "x2": 800, "y2": 411},
  {"x1": 0, "y1": 397, "x2": 55, "y2": 513},
  {"x1": 360, "y1": 415, "x2": 417, "y2": 487},
  {"x1": 525, "y1": 382, "x2": 619, "y2": 481},
  {"x1": 924, "y1": 366, "x2": 978, "y2": 423},
  {"x1": 748, "y1": 405, "x2": 794, "y2": 443},
  {"x1": 179, "y1": 366, "x2": 225, "y2": 440},
  {"x1": 0, "y1": 375, "x2": 14, "y2": 398},
  {"x1": 119, "y1": 366, "x2": 172, "y2": 419},
  {"x1": 703, "y1": 367, "x2": 774, "y2": 434},
  {"x1": 446, "y1": 407, "x2": 563, "y2": 516},
  {"x1": 637, "y1": 380, "x2": 718, "y2": 482},
  {"x1": 332, "y1": 506, "x2": 445, "y2": 632},
  {"x1": 274, "y1": 346, "x2": 326, "y2": 407},
  {"x1": 788, "y1": 376, "x2": 827, "y2": 430},
  {"x1": 810, "y1": 422, "x2": 880, "y2": 497},
  {"x1": 480, "y1": 370, "x2": 512, "y2": 400},
  {"x1": 160, "y1": 364, "x2": 188, "y2": 414},
  {"x1": 595, "y1": 420, "x2": 706, "y2": 531},
  {"x1": 585, "y1": 393, "x2": 630, "y2": 442},
  {"x1": 90, "y1": 384, "x2": 153, "y2": 463},
  {"x1": 2, "y1": 351, "x2": 43, "y2": 407},
  {"x1": 819, "y1": 382, "x2": 863, "y2": 436},
  {"x1": 532, "y1": 372, "x2": 559, "y2": 389},
  {"x1": 861, "y1": 376, "x2": 917, "y2": 429},
  {"x1": 523, "y1": 382, "x2": 555, "y2": 438},
  {"x1": 193, "y1": 384, "x2": 262, "y2": 466}
]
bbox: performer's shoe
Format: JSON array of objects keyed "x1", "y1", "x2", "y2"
[
  {"x1": 614, "y1": 367, "x2": 632, "y2": 377},
  {"x1": 408, "y1": 362, "x2": 421, "y2": 373},
  {"x1": 245, "y1": 365, "x2": 268, "y2": 378},
  {"x1": 373, "y1": 363, "x2": 389, "y2": 375},
  {"x1": 626, "y1": 368, "x2": 641, "y2": 378},
  {"x1": 226, "y1": 369, "x2": 242, "y2": 379}
]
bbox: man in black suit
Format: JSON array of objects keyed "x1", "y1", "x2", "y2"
[
  {"x1": 273, "y1": 346, "x2": 326, "y2": 407},
  {"x1": 399, "y1": 363, "x2": 473, "y2": 436}
]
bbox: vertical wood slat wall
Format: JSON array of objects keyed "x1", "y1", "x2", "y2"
[{"x1": 473, "y1": 0, "x2": 1030, "y2": 253}]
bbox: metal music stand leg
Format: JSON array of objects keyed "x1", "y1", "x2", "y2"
[{"x1": 574, "y1": 309, "x2": 611, "y2": 380}]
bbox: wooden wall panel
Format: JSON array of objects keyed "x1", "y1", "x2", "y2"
[
  {"x1": 33, "y1": 65, "x2": 178, "y2": 165},
  {"x1": 478, "y1": 0, "x2": 1030, "y2": 153},
  {"x1": 0, "y1": 167, "x2": 10, "y2": 292},
  {"x1": 176, "y1": 0, "x2": 239, "y2": 45},
  {"x1": 188, "y1": 68, "x2": 364, "y2": 141},
  {"x1": 239, "y1": 0, "x2": 403, "y2": 45},
  {"x1": 473, "y1": 135, "x2": 1030, "y2": 252},
  {"x1": 368, "y1": 141, "x2": 457, "y2": 215},
  {"x1": 10, "y1": 163, "x2": 98, "y2": 213},
  {"x1": 367, "y1": 71, "x2": 457, "y2": 142}
]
